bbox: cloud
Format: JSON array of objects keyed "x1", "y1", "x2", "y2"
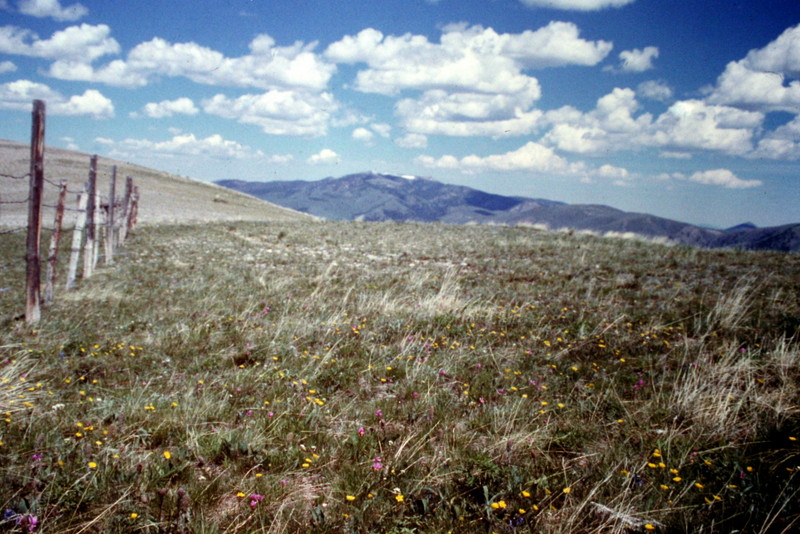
[
  {"x1": 17, "y1": 0, "x2": 87, "y2": 21},
  {"x1": 0, "y1": 23, "x2": 119, "y2": 62},
  {"x1": 417, "y1": 141, "x2": 571, "y2": 173},
  {"x1": 325, "y1": 23, "x2": 611, "y2": 95},
  {"x1": 111, "y1": 133, "x2": 261, "y2": 160},
  {"x1": 519, "y1": 0, "x2": 636, "y2": 10},
  {"x1": 542, "y1": 88, "x2": 763, "y2": 156},
  {"x1": 55, "y1": 88, "x2": 113, "y2": 118},
  {"x1": 396, "y1": 88, "x2": 544, "y2": 137},
  {"x1": 650, "y1": 99, "x2": 762, "y2": 155},
  {"x1": 708, "y1": 60, "x2": 800, "y2": 113},
  {"x1": 751, "y1": 114, "x2": 800, "y2": 160},
  {"x1": 0, "y1": 60, "x2": 16, "y2": 73},
  {"x1": 138, "y1": 97, "x2": 198, "y2": 118},
  {"x1": 617, "y1": 46, "x2": 658, "y2": 72},
  {"x1": 267, "y1": 153, "x2": 294, "y2": 164},
  {"x1": 595, "y1": 163, "x2": 630, "y2": 181},
  {"x1": 352, "y1": 127, "x2": 374, "y2": 144},
  {"x1": 202, "y1": 90, "x2": 337, "y2": 137},
  {"x1": 707, "y1": 24, "x2": 800, "y2": 113},
  {"x1": 543, "y1": 87, "x2": 651, "y2": 153},
  {"x1": 307, "y1": 148, "x2": 339, "y2": 164},
  {"x1": 45, "y1": 33, "x2": 336, "y2": 91},
  {"x1": 371, "y1": 122, "x2": 391, "y2": 138},
  {"x1": 0, "y1": 79, "x2": 112, "y2": 117},
  {"x1": 637, "y1": 79, "x2": 672, "y2": 101},
  {"x1": 395, "y1": 133, "x2": 428, "y2": 148},
  {"x1": 686, "y1": 169, "x2": 762, "y2": 189}
]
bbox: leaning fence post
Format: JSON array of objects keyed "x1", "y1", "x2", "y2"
[
  {"x1": 105, "y1": 165, "x2": 116, "y2": 262},
  {"x1": 66, "y1": 187, "x2": 88, "y2": 290},
  {"x1": 44, "y1": 180, "x2": 67, "y2": 304},
  {"x1": 83, "y1": 156, "x2": 97, "y2": 279},
  {"x1": 25, "y1": 99, "x2": 45, "y2": 324}
]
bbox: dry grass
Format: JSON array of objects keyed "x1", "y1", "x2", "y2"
[
  {"x1": 0, "y1": 139, "x2": 312, "y2": 229},
  {"x1": 0, "y1": 217, "x2": 798, "y2": 533}
]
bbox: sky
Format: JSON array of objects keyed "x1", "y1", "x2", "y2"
[{"x1": 1, "y1": 0, "x2": 800, "y2": 228}]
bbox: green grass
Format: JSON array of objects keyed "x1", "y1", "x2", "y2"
[{"x1": 1, "y1": 220, "x2": 799, "y2": 533}]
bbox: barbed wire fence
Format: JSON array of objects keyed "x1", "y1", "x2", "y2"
[{"x1": 0, "y1": 100, "x2": 140, "y2": 324}]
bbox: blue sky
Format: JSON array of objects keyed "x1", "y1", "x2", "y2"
[{"x1": 1, "y1": 0, "x2": 800, "y2": 228}]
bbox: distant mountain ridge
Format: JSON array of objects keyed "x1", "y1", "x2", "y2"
[{"x1": 216, "y1": 172, "x2": 800, "y2": 252}]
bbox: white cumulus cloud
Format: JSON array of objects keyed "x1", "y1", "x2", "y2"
[
  {"x1": 307, "y1": 148, "x2": 339, "y2": 165},
  {"x1": 139, "y1": 97, "x2": 198, "y2": 118},
  {"x1": 44, "y1": 33, "x2": 336, "y2": 91},
  {"x1": 519, "y1": 0, "x2": 636, "y2": 10},
  {"x1": 617, "y1": 46, "x2": 658, "y2": 72},
  {"x1": 0, "y1": 79, "x2": 112, "y2": 117},
  {"x1": 18, "y1": 0, "x2": 87, "y2": 21},
  {"x1": 0, "y1": 23, "x2": 119, "y2": 62},
  {"x1": 417, "y1": 141, "x2": 571, "y2": 173},
  {"x1": 708, "y1": 24, "x2": 800, "y2": 113},
  {"x1": 0, "y1": 60, "x2": 16, "y2": 73},
  {"x1": 395, "y1": 133, "x2": 428, "y2": 149},
  {"x1": 686, "y1": 169, "x2": 762, "y2": 189},
  {"x1": 111, "y1": 133, "x2": 260, "y2": 160},
  {"x1": 325, "y1": 23, "x2": 610, "y2": 95},
  {"x1": 352, "y1": 127, "x2": 374, "y2": 144},
  {"x1": 202, "y1": 90, "x2": 337, "y2": 137},
  {"x1": 637, "y1": 80, "x2": 672, "y2": 101}
]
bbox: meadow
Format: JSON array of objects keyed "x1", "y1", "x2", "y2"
[{"x1": 0, "y1": 220, "x2": 798, "y2": 533}]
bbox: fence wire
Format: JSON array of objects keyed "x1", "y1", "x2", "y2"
[{"x1": 2, "y1": 151, "x2": 139, "y2": 323}]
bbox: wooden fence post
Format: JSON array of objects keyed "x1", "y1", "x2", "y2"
[
  {"x1": 83, "y1": 156, "x2": 97, "y2": 279},
  {"x1": 92, "y1": 190, "x2": 101, "y2": 270},
  {"x1": 129, "y1": 185, "x2": 139, "y2": 231},
  {"x1": 25, "y1": 99, "x2": 45, "y2": 324},
  {"x1": 44, "y1": 180, "x2": 67, "y2": 304},
  {"x1": 119, "y1": 176, "x2": 132, "y2": 245},
  {"x1": 66, "y1": 188, "x2": 88, "y2": 291},
  {"x1": 106, "y1": 165, "x2": 116, "y2": 261}
]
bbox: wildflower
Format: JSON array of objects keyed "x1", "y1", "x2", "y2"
[
  {"x1": 358, "y1": 427, "x2": 365, "y2": 437},
  {"x1": 130, "y1": 513, "x2": 138, "y2": 519},
  {"x1": 644, "y1": 524, "x2": 656, "y2": 531},
  {"x1": 521, "y1": 490, "x2": 531, "y2": 498},
  {"x1": 346, "y1": 495, "x2": 356, "y2": 501},
  {"x1": 372, "y1": 457, "x2": 383, "y2": 470},
  {"x1": 395, "y1": 494, "x2": 404, "y2": 503},
  {"x1": 375, "y1": 409, "x2": 383, "y2": 419},
  {"x1": 562, "y1": 487, "x2": 571, "y2": 494},
  {"x1": 249, "y1": 494, "x2": 265, "y2": 508},
  {"x1": 88, "y1": 461, "x2": 97, "y2": 469},
  {"x1": 695, "y1": 483, "x2": 704, "y2": 489},
  {"x1": 163, "y1": 451, "x2": 172, "y2": 460}
]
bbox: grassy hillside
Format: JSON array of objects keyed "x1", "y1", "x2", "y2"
[
  {"x1": 0, "y1": 139, "x2": 312, "y2": 228},
  {"x1": 1, "y1": 220, "x2": 799, "y2": 533}
]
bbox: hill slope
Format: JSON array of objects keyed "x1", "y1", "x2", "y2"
[
  {"x1": 0, "y1": 139, "x2": 312, "y2": 228},
  {"x1": 217, "y1": 172, "x2": 800, "y2": 252}
]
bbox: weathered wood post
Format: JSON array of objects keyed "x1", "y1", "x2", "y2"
[
  {"x1": 44, "y1": 180, "x2": 67, "y2": 304},
  {"x1": 130, "y1": 185, "x2": 139, "y2": 230},
  {"x1": 119, "y1": 176, "x2": 132, "y2": 245},
  {"x1": 105, "y1": 165, "x2": 116, "y2": 264},
  {"x1": 66, "y1": 187, "x2": 88, "y2": 290},
  {"x1": 25, "y1": 99, "x2": 45, "y2": 324},
  {"x1": 83, "y1": 155, "x2": 97, "y2": 279}
]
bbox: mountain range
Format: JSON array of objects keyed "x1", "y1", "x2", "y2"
[{"x1": 216, "y1": 172, "x2": 800, "y2": 253}]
